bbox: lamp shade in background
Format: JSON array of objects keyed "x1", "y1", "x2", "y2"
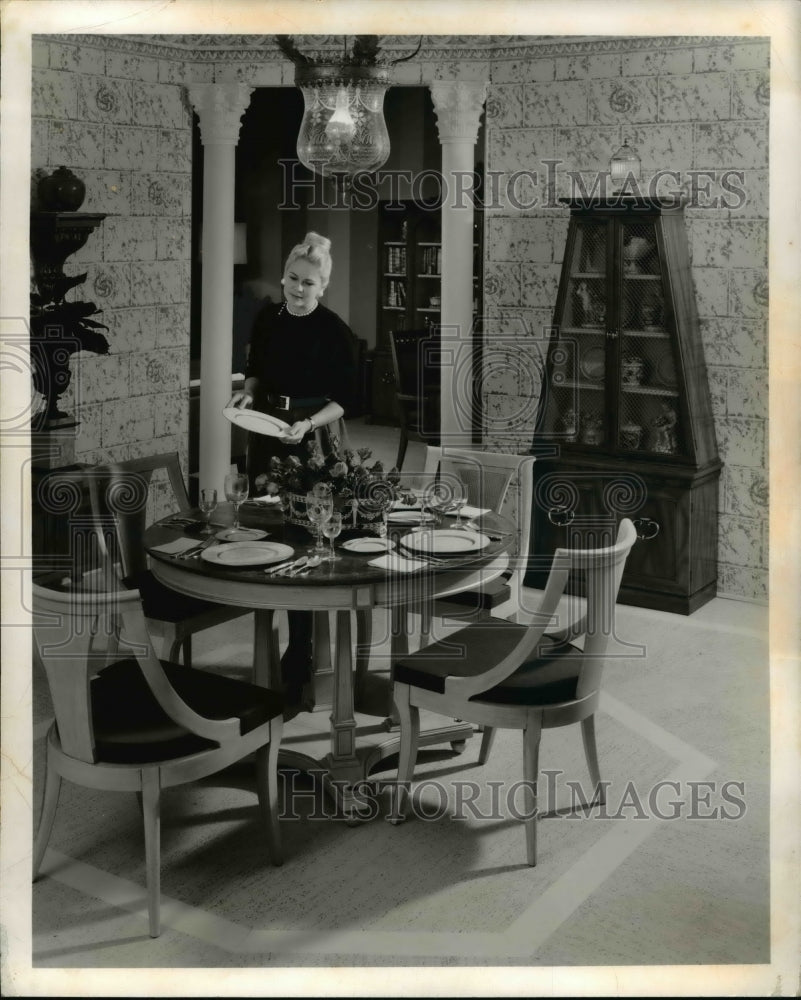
[
  {"x1": 295, "y1": 63, "x2": 391, "y2": 179},
  {"x1": 609, "y1": 139, "x2": 641, "y2": 193}
]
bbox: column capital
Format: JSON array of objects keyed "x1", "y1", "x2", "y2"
[
  {"x1": 187, "y1": 82, "x2": 253, "y2": 145},
  {"x1": 430, "y1": 80, "x2": 488, "y2": 144}
]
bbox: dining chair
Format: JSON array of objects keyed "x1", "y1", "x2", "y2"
[
  {"x1": 389, "y1": 518, "x2": 638, "y2": 865},
  {"x1": 32, "y1": 577, "x2": 284, "y2": 937},
  {"x1": 86, "y1": 452, "x2": 252, "y2": 666},
  {"x1": 388, "y1": 329, "x2": 441, "y2": 470},
  {"x1": 421, "y1": 446, "x2": 535, "y2": 625}
]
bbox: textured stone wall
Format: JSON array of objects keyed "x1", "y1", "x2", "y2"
[
  {"x1": 31, "y1": 38, "x2": 211, "y2": 519},
  {"x1": 482, "y1": 37, "x2": 769, "y2": 602}
]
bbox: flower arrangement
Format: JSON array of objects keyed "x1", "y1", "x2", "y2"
[{"x1": 254, "y1": 439, "x2": 412, "y2": 534}]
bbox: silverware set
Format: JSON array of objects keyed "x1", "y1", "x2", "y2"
[
  {"x1": 175, "y1": 536, "x2": 218, "y2": 559},
  {"x1": 263, "y1": 554, "x2": 320, "y2": 576}
]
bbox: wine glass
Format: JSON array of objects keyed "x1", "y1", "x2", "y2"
[
  {"x1": 224, "y1": 472, "x2": 249, "y2": 530},
  {"x1": 451, "y1": 479, "x2": 469, "y2": 529},
  {"x1": 306, "y1": 492, "x2": 333, "y2": 553},
  {"x1": 321, "y1": 511, "x2": 343, "y2": 562},
  {"x1": 198, "y1": 487, "x2": 218, "y2": 534}
]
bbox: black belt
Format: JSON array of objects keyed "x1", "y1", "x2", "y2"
[{"x1": 265, "y1": 393, "x2": 328, "y2": 411}]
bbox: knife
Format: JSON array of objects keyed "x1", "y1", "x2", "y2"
[{"x1": 177, "y1": 535, "x2": 218, "y2": 559}]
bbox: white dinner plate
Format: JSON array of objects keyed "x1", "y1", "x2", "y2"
[
  {"x1": 214, "y1": 526, "x2": 267, "y2": 542},
  {"x1": 222, "y1": 407, "x2": 290, "y2": 438},
  {"x1": 386, "y1": 510, "x2": 435, "y2": 525},
  {"x1": 400, "y1": 529, "x2": 491, "y2": 555},
  {"x1": 201, "y1": 541, "x2": 294, "y2": 566},
  {"x1": 340, "y1": 536, "x2": 395, "y2": 554}
]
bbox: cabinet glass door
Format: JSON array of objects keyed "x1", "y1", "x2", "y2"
[
  {"x1": 541, "y1": 219, "x2": 608, "y2": 447},
  {"x1": 618, "y1": 219, "x2": 684, "y2": 458}
]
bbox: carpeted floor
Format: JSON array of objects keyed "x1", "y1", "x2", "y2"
[{"x1": 30, "y1": 594, "x2": 770, "y2": 971}]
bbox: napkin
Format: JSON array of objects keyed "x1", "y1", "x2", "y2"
[
  {"x1": 368, "y1": 554, "x2": 428, "y2": 573},
  {"x1": 149, "y1": 537, "x2": 206, "y2": 556},
  {"x1": 246, "y1": 495, "x2": 282, "y2": 505},
  {"x1": 457, "y1": 505, "x2": 492, "y2": 518}
]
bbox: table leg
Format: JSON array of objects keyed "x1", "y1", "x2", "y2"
[
  {"x1": 253, "y1": 608, "x2": 280, "y2": 689},
  {"x1": 323, "y1": 609, "x2": 376, "y2": 820}
]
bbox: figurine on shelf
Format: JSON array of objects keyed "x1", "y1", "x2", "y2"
[
  {"x1": 580, "y1": 412, "x2": 604, "y2": 446},
  {"x1": 558, "y1": 407, "x2": 578, "y2": 442},
  {"x1": 651, "y1": 401, "x2": 678, "y2": 453},
  {"x1": 574, "y1": 280, "x2": 593, "y2": 325}
]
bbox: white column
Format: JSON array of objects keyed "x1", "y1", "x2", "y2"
[
  {"x1": 187, "y1": 83, "x2": 253, "y2": 493},
  {"x1": 430, "y1": 80, "x2": 487, "y2": 447}
]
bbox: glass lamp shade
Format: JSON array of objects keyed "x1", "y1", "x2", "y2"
[
  {"x1": 609, "y1": 139, "x2": 641, "y2": 193},
  {"x1": 296, "y1": 64, "x2": 391, "y2": 178}
]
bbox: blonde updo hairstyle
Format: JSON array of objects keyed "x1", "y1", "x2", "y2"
[{"x1": 284, "y1": 231, "x2": 332, "y2": 294}]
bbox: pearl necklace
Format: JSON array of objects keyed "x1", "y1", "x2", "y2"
[{"x1": 281, "y1": 300, "x2": 318, "y2": 318}]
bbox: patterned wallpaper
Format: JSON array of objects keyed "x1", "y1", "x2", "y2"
[
  {"x1": 480, "y1": 38, "x2": 769, "y2": 602},
  {"x1": 31, "y1": 37, "x2": 207, "y2": 519},
  {"x1": 30, "y1": 34, "x2": 769, "y2": 597}
]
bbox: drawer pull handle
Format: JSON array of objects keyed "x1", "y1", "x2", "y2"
[
  {"x1": 548, "y1": 506, "x2": 575, "y2": 527},
  {"x1": 633, "y1": 517, "x2": 660, "y2": 540}
]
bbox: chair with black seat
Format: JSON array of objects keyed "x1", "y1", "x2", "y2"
[
  {"x1": 32, "y1": 578, "x2": 284, "y2": 937},
  {"x1": 421, "y1": 446, "x2": 535, "y2": 627},
  {"x1": 389, "y1": 519, "x2": 638, "y2": 865},
  {"x1": 388, "y1": 328, "x2": 440, "y2": 470},
  {"x1": 87, "y1": 452, "x2": 252, "y2": 666}
]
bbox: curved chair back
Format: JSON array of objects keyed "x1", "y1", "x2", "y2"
[
  {"x1": 445, "y1": 518, "x2": 637, "y2": 701},
  {"x1": 423, "y1": 446, "x2": 536, "y2": 618},
  {"x1": 87, "y1": 452, "x2": 191, "y2": 580},
  {"x1": 33, "y1": 580, "x2": 240, "y2": 764}
]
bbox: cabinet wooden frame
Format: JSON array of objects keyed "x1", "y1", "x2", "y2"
[{"x1": 529, "y1": 197, "x2": 722, "y2": 615}]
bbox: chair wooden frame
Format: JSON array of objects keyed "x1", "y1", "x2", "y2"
[
  {"x1": 32, "y1": 580, "x2": 283, "y2": 937},
  {"x1": 390, "y1": 519, "x2": 638, "y2": 865},
  {"x1": 86, "y1": 451, "x2": 252, "y2": 665},
  {"x1": 388, "y1": 329, "x2": 440, "y2": 470},
  {"x1": 422, "y1": 446, "x2": 535, "y2": 624}
]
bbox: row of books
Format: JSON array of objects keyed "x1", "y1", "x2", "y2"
[
  {"x1": 385, "y1": 246, "x2": 407, "y2": 272},
  {"x1": 385, "y1": 279, "x2": 407, "y2": 307}
]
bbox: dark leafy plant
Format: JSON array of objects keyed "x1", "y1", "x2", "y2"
[{"x1": 30, "y1": 290, "x2": 109, "y2": 422}]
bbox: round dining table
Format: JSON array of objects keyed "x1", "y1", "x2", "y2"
[{"x1": 144, "y1": 500, "x2": 514, "y2": 820}]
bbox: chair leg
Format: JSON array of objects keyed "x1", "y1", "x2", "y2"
[
  {"x1": 255, "y1": 728, "x2": 283, "y2": 867},
  {"x1": 522, "y1": 717, "x2": 542, "y2": 867},
  {"x1": 389, "y1": 683, "x2": 419, "y2": 824},
  {"x1": 164, "y1": 629, "x2": 182, "y2": 664},
  {"x1": 181, "y1": 636, "x2": 192, "y2": 669},
  {"x1": 141, "y1": 770, "x2": 162, "y2": 938},
  {"x1": 32, "y1": 749, "x2": 61, "y2": 880},
  {"x1": 581, "y1": 714, "x2": 605, "y2": 805},
  {"x1": 477, "y1": 726, "x2": 497, "y2": 765}
]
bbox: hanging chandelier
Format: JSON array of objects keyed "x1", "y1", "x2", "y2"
[{"x1": 276, "y1": 35, "x2": 421, "y2": 180}]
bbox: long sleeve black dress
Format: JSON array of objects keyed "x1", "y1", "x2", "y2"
[{"x1": 244, "y1": 301, "x2": 356, "y2": 481}]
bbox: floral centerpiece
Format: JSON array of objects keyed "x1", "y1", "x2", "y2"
[{"x1": 253, "y1": 438, "x2": 412, "y2": 534}]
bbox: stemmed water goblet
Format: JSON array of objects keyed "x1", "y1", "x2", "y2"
[
  {"x1": 198, "y1": 488, "x2": 218, "y2": 534},
  {"x1": 224, "y1": 472, "x2": 249, "y2": 531},
  {"x1": 451, "y1": 479, "x2": 469, "y2": 529},
  {"x1": 306, "y1": 491, "x2": 334, "y2": 554},
  {"x1": 321, "y1": 511, "x2": 343, "y2": 562}
]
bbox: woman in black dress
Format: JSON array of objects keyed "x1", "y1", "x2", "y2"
[{"x1": 228, "y1": 232, "x2": 356, "y2": 714}]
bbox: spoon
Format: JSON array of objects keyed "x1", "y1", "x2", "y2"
[
  {"x1": 288, "y1": 554, "x2": 321, "y2": 576},
  {"x1": 275, "y1": 556, "x2": 308, "y2": 576}
]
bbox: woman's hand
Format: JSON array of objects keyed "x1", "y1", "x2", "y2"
[
  {"x1": 228, "y1": 390, "x2": 253, "y2": 409},
  {"x1": 279, "y1": 418, "x2": 312, "y2": 444}
]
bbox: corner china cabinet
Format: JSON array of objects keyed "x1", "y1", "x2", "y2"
[{"x1": 528, "y1": 196, "x2": 722, "y2": 614}]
